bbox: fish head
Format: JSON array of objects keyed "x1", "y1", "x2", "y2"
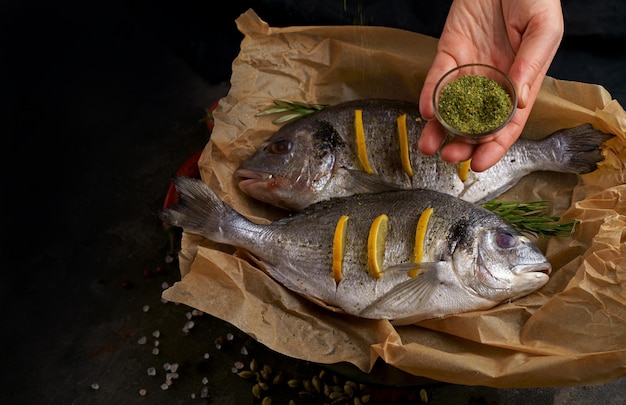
[
  {"x1": 236, "y1": 119, "x2": 344, "y2": 211},
  {"x1": 453, "y1": 221, "x2": 551, "y2": 303}
]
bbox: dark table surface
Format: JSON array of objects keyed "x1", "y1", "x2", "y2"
[{"x1": 3, "y1": 1, "x2": 626, "y2": 404}]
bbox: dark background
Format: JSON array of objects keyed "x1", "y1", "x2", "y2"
[{"x1": 3, "y1": 1, "x2": 625, "y2": 404}]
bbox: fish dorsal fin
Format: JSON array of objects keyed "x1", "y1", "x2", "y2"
[
  {"x1": 358, "y1": 262, "x2": 442, "y2": 319},
  {"x1": 346, "y1": 169, "x2": 406, "y2": 194}
]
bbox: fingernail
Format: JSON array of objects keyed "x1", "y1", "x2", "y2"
[{"x1": 520, "y1": 84, "x2": 529, "y2": 107}]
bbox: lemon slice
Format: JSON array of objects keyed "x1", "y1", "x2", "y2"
[
  {"x1": 367, "y1": 214, "x2": 389, "y2": 279},
  {"x1": 458, "y1": 159, "x2": 471, "y2": 182},
  {"x1": 332, "y1": 215, "x2": 349, "y2": 284},
  {"x1": 411, "y1": 207, "x2": 433, "y2": 277},
  {"x1": 397, "y1": 113, "x2": 413, "y2": 177},
  {"x1": 355, "y1": 109, "x2": 374, "y2": 174}
]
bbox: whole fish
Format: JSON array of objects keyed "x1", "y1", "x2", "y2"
[
  {"x1": 236, "y1": 98, "x2": 613, "y2": 211},
  {"x1": 161, "y1": 177, "x2": 551, "y2": 325}
]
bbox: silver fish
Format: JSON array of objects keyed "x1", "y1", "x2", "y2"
[
  {"x1": 236, "y1": 98, "x2": 613, "y2": 211},
  {"x1": 161, "y1": 177, "x2": 551, "y2": 325}
]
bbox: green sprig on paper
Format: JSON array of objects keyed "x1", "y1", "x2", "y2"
[
  {"x1": 256, "y1": 99, "x2": 330, "y2": 124},
  {"x1": 481, "y1": 200, "x2": 577, "y2": 238}
]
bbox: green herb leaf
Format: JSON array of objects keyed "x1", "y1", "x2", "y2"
[
  {"x1": 481, "y1": 200, "x2": 577, "y2": 238},
  {"x1": 256, "y1": 99, "x2": 330, "y2": 124}
]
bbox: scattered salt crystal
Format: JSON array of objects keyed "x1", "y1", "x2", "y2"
[
  {"x1": 240, "y1": 346, "x2": 248, "y2": 355},
  {"x1": 152, "y1": 330, "x2": 161, "y2": 338},
  {"x1": 203, "y1": 352, "x2": 210, "y2": 359},
  {"x1": 200, "y1": 386, "x2": 209, "y2": 398},
  {"x1": 226, "y1": 333, "x2": 234, "y2": 341},
  {"x1": 190, "y1": 393, "x2": 196, "y2": 399},
  {"x1": 154, "y1": 340, "x2": 160, "y2": 347},
  {"x1": 215, "y1": 343, "x2": 221, "y2": 350},
  {"x1": 137, "y1": 336, "x2": 147, "y2": 345},
  {"x1": 192, "y1": 309, "x2": 203, "y2": 316},
  {"x1": 138, "y1": 388, "x2": 147, "y2": 396},
  {"x1": 161, "y1": 298, "x2": 168, "y2": 304},
  {"x1": 170, "y1": 363, "x2": 179, "y2": 373},
  {"x1": 165, "y1": 254, "x2": 174, "y2": 264},
  {"x1": 161, "y1": 282, "x2": 169, "y2": 289},
  {"x1": 182, "y1": 320, "x2": 195, "y2": 333},
  {"x1": 147, "y1": 367, "x2": 156, "y2": 376},
  {"x1": 234, "y1": 361, "x2": 244, "y2": 369},
  {"x1": 160, "y1": 383, "x2": 169, "y2": 390},
  {"x1": 185, "y1": 311, "x2": 192, "y2": 320},
  {"x1": 231, "y1": 367, "x2": 238, "y2": 373},
  {"x1": 91, "y1": 383, "x2": 100, "y2": 390},
  {"x1": 142, "y1": 305, "x2": 150, "y2": 313},
  {"x1": 202, "y1": 377, "x2": 209, "y2": 385},
  {"x1": 166, "y1": 372, "x2": 179, "y2": 381},
  {"x1": 152, "y1": 348, "x2": 159, "y2": 355},
  {"x1": 165, "y1": 379, "x2": 173, "y2": 386},
  {"x1": 163, "y1": 362, "x2": 171, "y2": 371}
]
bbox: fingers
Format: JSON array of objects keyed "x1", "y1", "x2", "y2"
[{"x1": 506, "y1": 5, "x2": 563, "y2": 108}]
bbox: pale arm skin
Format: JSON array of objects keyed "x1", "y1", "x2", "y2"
[{"x1": 418, "y1": 0, "x2": 564, "y2": 172}]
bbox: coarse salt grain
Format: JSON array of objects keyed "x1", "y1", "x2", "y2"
[
  {"x1": 160, "y1": 383, "x2": 169, "y2": 390},
  {"x1": 91, "y1": 383, "x2": 100, "y2": 390},
  {"x1": 240, "y1": 346, "x2": 248, "y2": 355},
  {"x1": 139, "y1": 388, "x2": 147, "y2": 396},
  {"x1": 142, "y1": 305, "x2": 150, "y2": 312},
  {"x1": 161, "y1": 282, "x2": 169, "y2": 289},
  {"x1": 147, "y1": 367, "x2": 156, "y2": 376},
  {"x1": 152, "y1": 330, "x2": 161, "y2": 338},
  {"x1": 203, "y1": 352, "x2": 210, "y2": 359},
  {"x1": 202, "y1": 377, "x2": 209, "y2": 385},
  {"x1": 170, "y1": 363, "x2": 179, "y2": 373},
  {"x1": 152, "y1": 348, "x2": 159, "y2": 355},
  {"x1": 226, "y1": 333, "x2": 234, "y2": 341},
  {"x1": 137, "y1": 336, "x2": 147, "y2": 345}
]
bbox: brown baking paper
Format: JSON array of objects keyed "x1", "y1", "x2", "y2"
[{"x1": 162, "y1": 9, "x2": 626, "y2": 387}]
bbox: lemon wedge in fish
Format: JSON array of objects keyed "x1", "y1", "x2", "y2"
[
  {"x1": 332, "y1": 215, "x2": 349, "y2": 284},
  {"x1": 355, "y1": 109, "x2": 374, "y2": 174},
  {"x1": 397, "y1": 113, "x2": 413, "y2": 177},
  {"x1": 368, "y1": 214, "x2": 389, "y2": 279},
  {"x1": 410, "y1": 207, "x2": 433, "y2": 277}
]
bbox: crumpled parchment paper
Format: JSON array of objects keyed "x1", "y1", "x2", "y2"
[{"x1": 163, "y1": 9, "x2": 626, "y2": 388}]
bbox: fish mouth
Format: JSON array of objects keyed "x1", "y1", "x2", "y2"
[
  {"x1": 512, "y1": 262, "x2": 552, "y2": 275},
  {"x1": 236, "y1": 169, "x2": 270, "y2": 188}
]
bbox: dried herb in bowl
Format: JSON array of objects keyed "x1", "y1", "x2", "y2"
[{"x1": 438, "y1": 74, "x2": 513, "y2": 134}]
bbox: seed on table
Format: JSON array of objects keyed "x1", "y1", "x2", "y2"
[
  {"x1": 250, "y1": 358, "x2": 259, "y2": 372},
  {"x1": 261, "y1": 396, "x2": 272, "y2": 405},
  {"x1": 287, "y1": 379, "x2": 301, "y2": 388},
  {"x1": 237, "y1": 370, "x2": 257, "y2": 380},
  {"x1": 272, "y1": 372, "x2": 284, "y2": 385},
  {"x1": 312, "y1": 375, "x2": 321, "y2": 392},
  {"x1": 252, "y1": 384, "x2": 262, "y2": 399}
]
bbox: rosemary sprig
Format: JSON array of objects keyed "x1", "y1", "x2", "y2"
[
  {"x1": 255, "y1": 99, "x2": 330, "y2": 124},
  {"x1": 481, "y1": 200, "x2": 577, "y2": 238}
]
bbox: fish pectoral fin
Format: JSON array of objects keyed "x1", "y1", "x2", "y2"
[
  {"x1": 346, "y1": 169, "x2": 406, "y2": 193},
  {"x1": 358, "y1": 262, "x2": 442, "y2": 319}
]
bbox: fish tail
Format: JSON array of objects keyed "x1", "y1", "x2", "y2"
[
  {"x1": 549, "y1": 124, "x2": 615, "y2": 174},
  {"x1": 159, "y1": 176, "x2": 244, "y2": 244}
]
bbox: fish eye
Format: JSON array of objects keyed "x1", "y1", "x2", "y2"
[
  {"x1": 495, "y1": 232, "x2": 517, "y2": 249},
  {"x1": 267, "y1": 139, "x2": 292, "y2": 155}
]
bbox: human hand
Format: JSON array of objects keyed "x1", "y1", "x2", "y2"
[{"x1": 418, "y1": 0, "x2": 563, "y2": 171}]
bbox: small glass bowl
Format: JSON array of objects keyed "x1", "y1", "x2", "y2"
[{"x1": 433, "y1": 63, "x2": 517, "y2": 144}]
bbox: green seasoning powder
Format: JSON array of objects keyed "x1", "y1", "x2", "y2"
[{"x1": 438, "y1": 75, "x2": 512, "y2": 134}]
